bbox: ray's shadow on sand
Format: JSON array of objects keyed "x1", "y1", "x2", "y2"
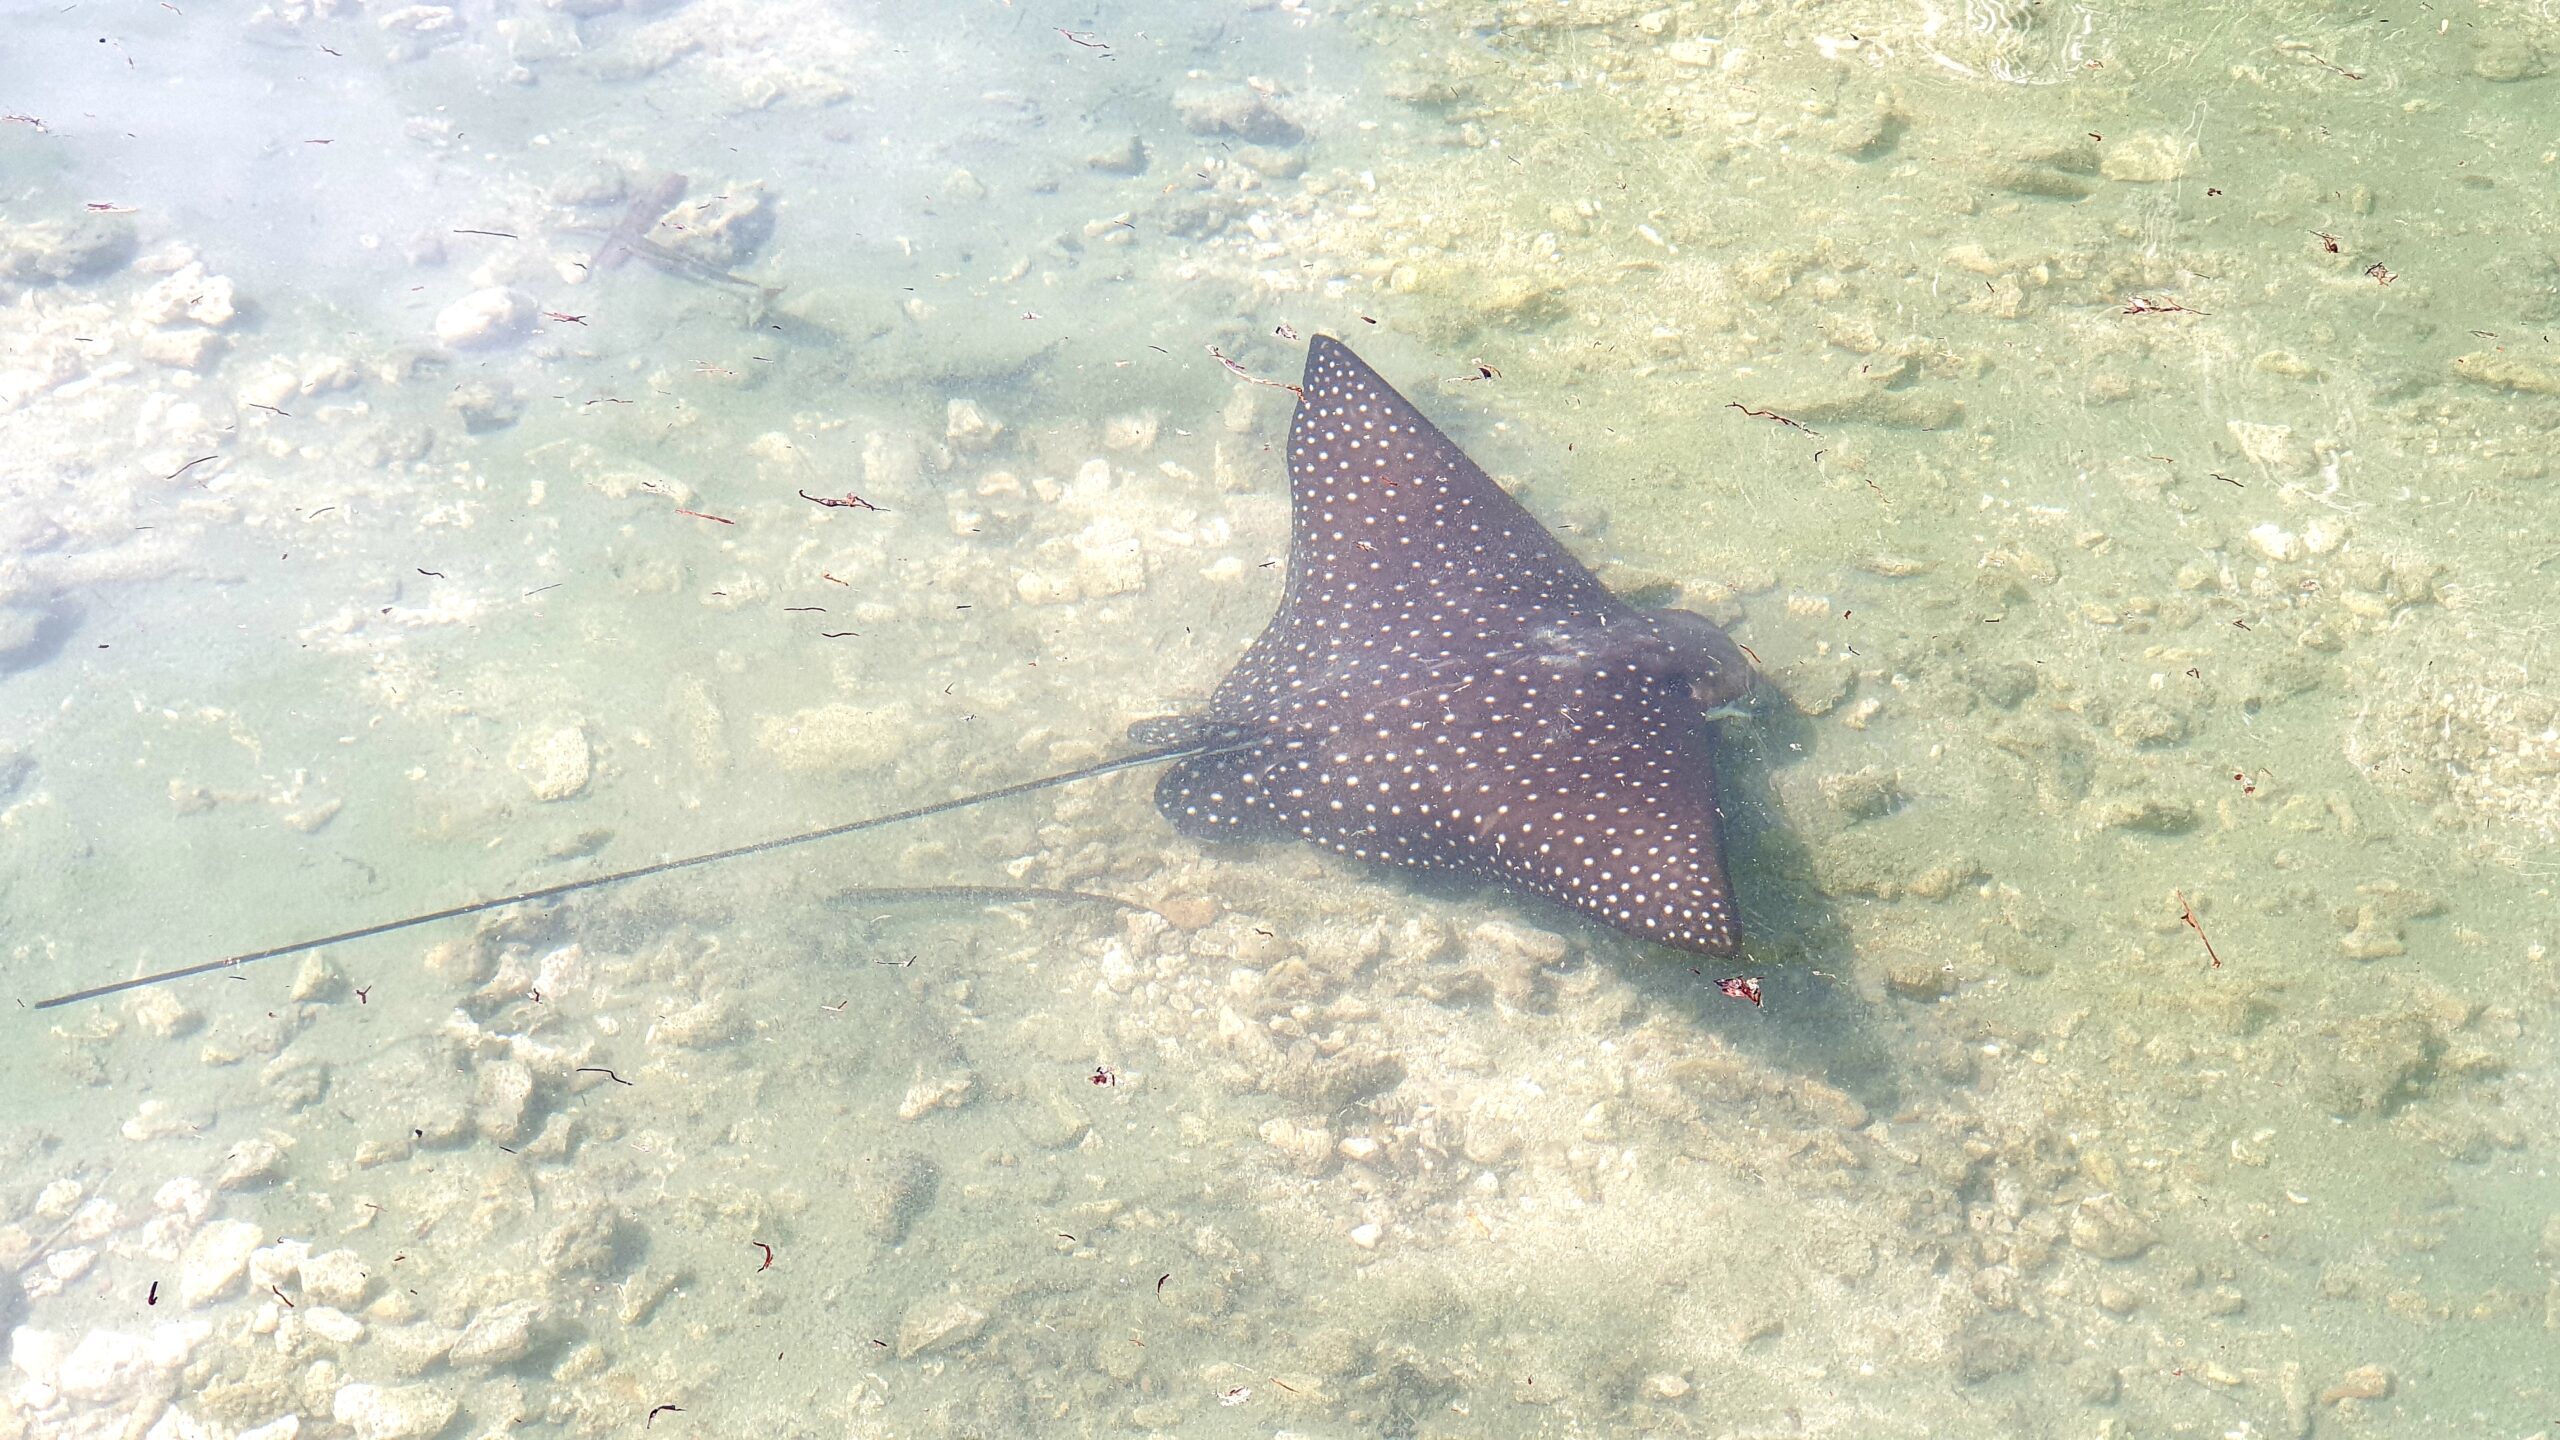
[{"x1": 1593, "y1": 691, "x2": 1908, "y2": 1116}]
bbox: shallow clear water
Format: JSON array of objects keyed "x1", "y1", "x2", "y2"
[{"x1": 4, "y1": 1, "x2": 2556, "y2": 1437}]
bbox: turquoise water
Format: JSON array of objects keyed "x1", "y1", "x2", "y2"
[{"x1": 4, "y1": 1, "x2": 2556, "y2": 1436}]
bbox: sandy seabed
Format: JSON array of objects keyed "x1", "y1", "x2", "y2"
[{"x1": 7, "y1": 1, "x2": 2560, "y2": 1437}]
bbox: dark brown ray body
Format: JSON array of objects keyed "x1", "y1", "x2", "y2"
[{"x1": 1158, "y1": 336, "x2": 1751, "y2": 955}]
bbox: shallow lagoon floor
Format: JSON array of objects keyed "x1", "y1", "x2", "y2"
[{"x1": 4, "y1": 2, "x2": 2559, "y2": 1437}]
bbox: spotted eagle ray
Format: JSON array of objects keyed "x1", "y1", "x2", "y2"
[
  {"x1": 33, "y1": 336, "x2": 1748, "y2": 1010},
  {"x1": 1149, "y1": 335, "x2": 1750, "y2": 952}
]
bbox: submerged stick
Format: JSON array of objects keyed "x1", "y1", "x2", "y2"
[{"x1": 32, "y1": 732, "x2": 1247, "y2": 1011}]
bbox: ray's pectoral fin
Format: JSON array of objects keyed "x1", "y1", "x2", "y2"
[
  {"x1": 1127, "y1": 715, "x2": 1212, "y2": 748},
  {"x1": 1126, "y1": 715, "x2": 1264, "y2": 751},
  {"x1": 1527, "y1": 608, "x2": 1755, "y2": 710},
  {"x1": 1131, "y1": 715, "x2": 1288, "y2": 841},
  {"x1": 1153, "y1": 743, "x2": 1289, "y2": 841}
]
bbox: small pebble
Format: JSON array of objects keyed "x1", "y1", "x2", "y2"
[
  {"x1": 299, "y1": 1249, "x2": 371, "y2": 1309},
  {"x1": 2247, "y1": 522, "x2": 2301, "y2": 563},
  {"x1": 432, "y1": 288, "x2": 532, "y2": 350},
  {"x1": 449, "y1": 1299, "x2": 539, "y2": 1367},
  {"x1": 2099, "y1": 133, "x2": 2191, "y2": 182},
  {"x1": 154, "y1": 1177, "x2": 212, "y2": 1223},
  {"x1": 122, "y1": 1099, "x2": 201, "y2": 1142},
  {"x1": 289, "y1": 955, "x2": 344, "y2": 1003},
  {"x1": 179, "y1": 1219, "x2": 264, "y2": 1307},
  {"x1": 1102, "y1": 412, "x2": 1159, "y2": 452},
  {"x1": 131, "y1": 989, "x2": 199, "y2": 1040},
  {"x1": 862, "y1": 1152, "x2": 942, "y2": 1248},
  {"x1": 945, "y1": 397, "x2": 1004, "y2": 451},
  {"x1": 304, "y1": 1307, "x2": 364, "y2": 1345},
  {"x1": 369, "y1": 1321, "x2": 457, "y2": 1377},
  {"x1": 2069, "y1": 1195, "x2": 2160, "y2": 1261},
  {"x1": 249, "y1": 1238, "x2": 309, "y2": 1292},
  {"x1": 217, "y1": 1138, "x2": 286, "y2": 1191},
  {"x1": 896, "y1": 1070, "x2": 975, "y2": 1121},
  {"x1": 2320, "y1": 1364, "x2": 2391, "y2": 1405},
  {"x1": 894, "y1": 1298, "x2": 986, "y2": 1359},
  {"x1": 472, "y1": 1060, "x2": 536, "y2": 1145},
  {"x1": 1171, "y1": 83, "x2": 1303, "y2": 145},
  {"x1": 332, "y1": 1381, "x2": 459, "y2": 1440},
  {"x1": 1086, "y1": 135, "x2": 1148, "y2": 174},
  {"x1": 508, "y1": 724, "x2": 591, "y2": 802},
  {"x1": 450, "y1": 378, "x2": 522, "y2": 433}
]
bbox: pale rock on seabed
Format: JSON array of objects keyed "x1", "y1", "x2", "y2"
[{"x1": 7, "y1": 0, "x2": 2560, "y2": 1438}]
